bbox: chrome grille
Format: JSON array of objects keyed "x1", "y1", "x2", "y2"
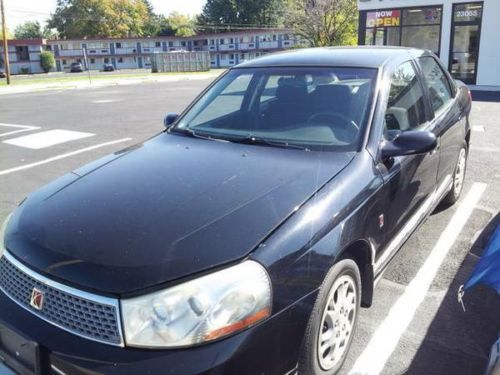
[{"x1": 0, "y1": 252, "x2": 123, "y2": 346}]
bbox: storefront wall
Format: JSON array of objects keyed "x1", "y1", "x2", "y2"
[{"x1": 358, "y1": 0, "x2": 500, "y2": 88}]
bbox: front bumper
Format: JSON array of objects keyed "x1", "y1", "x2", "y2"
[{"x1": 0, "y1": 288, "x2": 316, "y2": 374}]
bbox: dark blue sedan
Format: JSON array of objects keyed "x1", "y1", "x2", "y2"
[{"x1": 0, "y1": 47, "x2": 471, "y2": 374}]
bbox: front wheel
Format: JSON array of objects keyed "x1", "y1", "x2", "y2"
[
  {"x1": 299, "y1": 259, "x2": 361, "y2": 374},
  {"x1": 442, "y1": 143, "x2": 468, "y2": 205}
]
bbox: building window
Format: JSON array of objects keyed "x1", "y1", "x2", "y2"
[
  {"x1": 90, "y1": 58, "x2": 95, "y2": 64},
  {"x1": 155, "y1": 41, "x2": 161, "y2": 47},
  {"x1": 401, "y1": 7, "x2": 442, "y2": 54},
  {"x1": 220, "y1": 38, "x2": 224, "y2": 45},
  {"x1": 62, "y1": 59, "x2": 67, "y2": 65},
  {"x1": 118, "y1": 57, "x2": 123, "y2": 63},
  {"x1": 363, "y1": 7, "x2": 441, "y2": 55},
  {"x1": 116, "y1": 42, "x2": 122, "y2": 48},
  {"x1": 104, "y1": 58, "x2": 109, "y2": 63},
  {"x1": 168, "y1": 41, "x2": 173, "y2": 47},
  {"x1": 181, "y1": 41, "x2": 186, "y2": 47},
  {"x1": 16, "y1": 46, "x2": 30, "y2": 61}
]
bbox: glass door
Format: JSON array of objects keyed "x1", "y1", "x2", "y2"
[{"x1": 449, "y1": 2, "x2": 483, "y2": 84}]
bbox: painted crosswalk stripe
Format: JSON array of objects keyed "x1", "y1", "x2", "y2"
[
  {"x1": 3, "y1": 129, "x2": 95, "y2": 149},
  {"x1": 0, "y1": 138, "x2": 132, "y2": 176},
  {"x1": 349, "y1": 182, "x2": 487, "y2": 375},
  {"x1": 0, "y1": 123, "x2": 40, "y2": 138}
]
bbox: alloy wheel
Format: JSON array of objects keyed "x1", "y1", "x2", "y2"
[{"x1": 317, "y1": 274, "x2": 357, "y2": 370}]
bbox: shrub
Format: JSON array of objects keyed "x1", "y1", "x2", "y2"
[
  {"x1": 20, "y1": 67, "x2": 30, "y2": 74},
  {"x1": 40, "y1": 51, "x2": 56, "y2": 73}
]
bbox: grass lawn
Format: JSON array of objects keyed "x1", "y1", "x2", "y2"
[{"x1": 0, "y1": 69, "x2": 225, "y2": 87}]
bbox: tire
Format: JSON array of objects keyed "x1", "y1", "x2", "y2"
[
  {"x1": 298, "y1": 259, "x2": 361, "y2": 375},
  {"x1": 442, "y1": 142, "x2": 468, "y2": 205}
]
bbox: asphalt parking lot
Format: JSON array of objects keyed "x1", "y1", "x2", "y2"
[{"x1": 0, "y1": 80, "x2": 499, "y2": 374}]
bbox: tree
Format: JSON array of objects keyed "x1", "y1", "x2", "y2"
[
  {"x1": 0, "y1": 26, "x2": 11, "y2": 40},
  {"x1": 166, "y1": 12, "x2": 196, "y2": 37},
  {"x1": 140, "y1": 0, "x2": 162, "y2": 36},
  {"x1": 198, "y1": 0, "x2": 284, "y2": 31},
  {"x1": 14, "y1": 21, "x2": 44, "y2": 39},
  {"x1": 48, "y1": 0, "x2": 151, "y2": 38},
  {"x1": 286, "y1": 0, "x2": 358, "y2": 47},
  {"x1": 40, "y1": 51, "x2": 56, "y2": 72}
]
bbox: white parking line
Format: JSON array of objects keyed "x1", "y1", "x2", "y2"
[
  {"x1": 349, "y1": 182, "x2": 487, "y2": 375},
  {"x1": 0, "y1": 138, "x2": 132, "y2": 176},
  {"x1": 92, "y1": 99, "x2": 120, "y2": 104},
  {"x1": 472, "y1": 125, "x2": 485, "y2": 132},
  {"x1": 0, "y1": 123, "x2": 40, "y2": 138},
  {"x1": 3, "y1": 129, "x2": 95, "y2": 149}
]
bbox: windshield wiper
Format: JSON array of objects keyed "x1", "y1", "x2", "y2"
[
  {"x1": 169, "y1": 128, "x2": 228, "y2": 142},
  {"x1": 230, "y1": 135, "x2": 311, "y2": 151}
]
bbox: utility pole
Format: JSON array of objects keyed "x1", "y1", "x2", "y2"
[{"x1": 1, "y1": 0, "x2": 10, "y2": 85}]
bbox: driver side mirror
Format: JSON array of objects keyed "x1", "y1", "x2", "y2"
[
  {"x1": 164, "y1": 113, "x2": 179, "y2": 128},
  {"x1": 381, "y1": 130, "x2": 437, "y2": 160}
]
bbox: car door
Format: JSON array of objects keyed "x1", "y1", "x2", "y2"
[
  {"x1": 374, "y1": 60, "x2": 439, "y2": 270},
  {"x1": 417, "y1": 55, "x2": 463, "y2": 191}
]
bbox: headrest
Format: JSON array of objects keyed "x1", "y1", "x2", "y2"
[{"x1": 275, "y1": 77, "x2": 308, "y2": 101}]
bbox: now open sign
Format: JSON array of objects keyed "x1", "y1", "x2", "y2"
[{"x1": 366, "y1": 10, "x2": 401, "y2": 27}]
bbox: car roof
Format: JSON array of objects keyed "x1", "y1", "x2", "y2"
[{"x1": 235, "y1": 46, "x2": 428, "y2": 69}]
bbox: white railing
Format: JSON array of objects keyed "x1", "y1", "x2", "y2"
[
  {"x1": 87, "y1": 48, "x2": 111, "y2": 55},
  {"x1": 141, "y1": 47, "x2": 162, "y2": 53},
  {"x1": 238, "y1": 42, "x2": 256, "y2": 50},
  {"x1": 59, "y1": 49, "x2": 83, "y2": 56},
  {"x1": 259, "y1": 41, "x2": 279, "y2": 49},
  {"x1": 115, "y1": 47, "x2": 138, "y2": 54},
  {"x1": 219, "y1": 44, "x2": 236, "y2": 51}
]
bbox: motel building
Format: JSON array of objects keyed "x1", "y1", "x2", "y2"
[{"x1": 357, "y1": 0, "x2": 500, "y2": 89}]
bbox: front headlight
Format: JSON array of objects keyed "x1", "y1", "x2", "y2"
[
  {"x1": 121, "y1": 260, "x2": 272, "y2": 348},
  {"x1": 0, "y1": 212, "x2": 13, "y2": 258}
]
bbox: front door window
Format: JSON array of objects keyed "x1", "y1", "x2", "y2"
[{"x1": 449, "y1": 2, "x2": 483, "y2": 84}]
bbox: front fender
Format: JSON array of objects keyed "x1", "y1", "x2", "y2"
[{"x1": 250, "y1": 151, "x2": 385, "y2": 313}]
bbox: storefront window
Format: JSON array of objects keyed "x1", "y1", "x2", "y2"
[
  {"x1": 401, "y1": 25, "x2": 440, "y2": 54},
  {"x1": 363, "y1": 6, "x2": 442, "y2": 55},
  {"x1": 403, "y1": 8, "x2": 441, "y2": 25}
]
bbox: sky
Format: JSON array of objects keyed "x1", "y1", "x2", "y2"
[{"x1": 4, "y1": 0, "x2": 206, "y2": 30}]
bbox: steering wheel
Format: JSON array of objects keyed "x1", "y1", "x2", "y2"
[{"x1": 307, "y1": 111, "x2": 359, "y2": 132}]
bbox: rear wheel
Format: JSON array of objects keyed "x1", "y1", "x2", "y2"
[
  {"x1": 299, "y1": 259, "x2": 361, "y2": 374},
  {"x1": 442, "y1": 143, "x2": 468, "y2": 205}
]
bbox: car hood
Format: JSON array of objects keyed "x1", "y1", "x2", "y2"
[{"x1": 5, "y1": 133, "x2": 354, "y2": 295}]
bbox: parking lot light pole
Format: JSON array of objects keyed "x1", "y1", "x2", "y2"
[{"x1": 1, "y1": 0, "x2": 10, "y2": 85}]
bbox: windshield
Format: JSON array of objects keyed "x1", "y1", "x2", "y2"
[{"x1": 174, "y1": 67, "x2": 377, "y2": 151}]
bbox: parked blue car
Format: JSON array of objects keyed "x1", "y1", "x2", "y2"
[
  {"x1": 461, "y1": 224, "x2": 500, "y2": 375},
  {"x1": 0, "y1": 47, "x2": 472, "y2": 374}
]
